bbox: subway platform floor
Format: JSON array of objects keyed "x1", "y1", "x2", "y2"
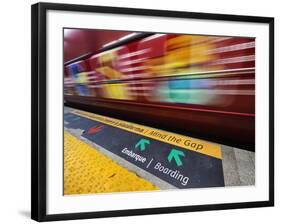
[{"x1": 63, "y1": 106, "x2": 254, "y2": 195}]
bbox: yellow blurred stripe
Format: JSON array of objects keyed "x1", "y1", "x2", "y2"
[
  {"x1": 103, "y1": 83, "x2": 132, "y2": 100},
  {"x1": 64, "y1": 131, "x2": 158, "y2": 195}
]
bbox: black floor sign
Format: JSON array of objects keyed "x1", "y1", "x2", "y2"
[{"x1": 64, "y1": 110, "x2": 225, "y2": 189}]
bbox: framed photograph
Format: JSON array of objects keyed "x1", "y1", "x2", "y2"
[{"x1": 31, "y1": 2, "x2": 274, "y2": 222}]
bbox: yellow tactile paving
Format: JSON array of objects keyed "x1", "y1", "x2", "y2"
[{"x1": 64, "y1": 131, "x2": 159, "y2": 195}]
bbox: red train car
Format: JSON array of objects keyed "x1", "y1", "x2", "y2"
[{"x1": 64, "y1": 33, "x2": 255, "y2": 150}]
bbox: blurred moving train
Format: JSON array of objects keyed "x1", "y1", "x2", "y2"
[{"x1": 64, "y1": 32, "x2": 255, "y2": 150}]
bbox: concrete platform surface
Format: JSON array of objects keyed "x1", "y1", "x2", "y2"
[{"x1": 64, "y1": 106, "x2": 255, "y2": 194}]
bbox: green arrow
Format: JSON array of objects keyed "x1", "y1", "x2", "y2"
[
  {"x1": 168, "y1": 149, "x2": 185, "y2": 166},
  {"x1": 135, "y1": 138, "x2": 150, "y2": 151}
]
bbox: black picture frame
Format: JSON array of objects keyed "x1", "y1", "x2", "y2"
[{"x1": 31, "y1": 2, "x2": 274, "y2": 222}]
